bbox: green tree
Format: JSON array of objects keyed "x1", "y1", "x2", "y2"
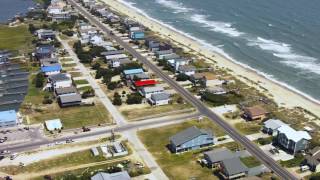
[
  {"x1": 176, "y1": 73, "x2": 189, "y2": 81},
  {"x1": 35, "y1": 73, "x2": 45, "y2": 88},
  {"x1": 126, "y1": 93, "x2": 143, "y2": 104},
  {"x1": 107, "y1": 82, "x2": 118, "y2": 90}
]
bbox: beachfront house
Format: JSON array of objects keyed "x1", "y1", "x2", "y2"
[
  {"x1": 45, "y1": 119, "x2": 63, "y2": 131},
  {"x1": 178, "y1": 65, "x2": 196, "y2": 76},
  {"x1": 91, "y1": 171, "x2": 131, "y2": 180},
  {"x1": 169, "y1": 126, "x2": 214, "y2": 153},
  {"x1": 156, "y1": 49, "x2": 173, "y2": 59},
  {"x1": 139, "y1": 86, "x2": 164, "y2": 98},
  {"x1": 243, "y1": 106, "x2": 268, "y2": 121},
  {"x1": 305, "y1": 147, "x2": 320, "y2": 172},
  {"x1": 262, "y1": 119, "x2": 287, "y2": 136},
  {"x1": 129, "y1": 27, "x2": 145, "y2": 40},
  {"x1": 58, "y1": 93, "x2": 82, "y2": 107},
  {"x1": 276, "y1": 125, "x2": 311, "y2": 154},
  {"x1": 148, "y1": 92, "x2": 170, "y2": 106},
  {"x1": 220, "y1": 158, "x2": 248, "y2": 179},
  {"x1": 190, "y1": 73, "x2": 207, "y2": 87},
  {"x1": 0, "y1": 110, "x2": 18, "y2": 127},
  {"x1": 145, "y1": 40, "x2": 160, "y2": 52},
  {"x1": 48, "y1": 73, "x2": 73, "y2": 90}
]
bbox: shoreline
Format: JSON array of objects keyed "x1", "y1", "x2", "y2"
[{"x1": 101, "y1": 0, "x2": 320, "y2": 117}]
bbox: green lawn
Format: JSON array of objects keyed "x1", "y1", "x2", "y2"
[
  {"x1": 74, "y1": 79, "x2": 89, "y2": 85},
  {"x1": 29, "y1": 103, "x2": 112, "y2": 129},
  {"x1": 69, "y1": 71, "x2": 82, "y2": 77},
  {"x1": 240, "y1": 156, "x2": 261, "y2": 168},
  {"x1": 22, "y1": 74, "x2": 51, "y2": 106},
  {"x1": 77, "y1": 85, "x2": 93, "y2": 92},
  {"x1": 0, "y1": 25, "x2": 33, "y2": 55},
  {"x1": 62, "y1": 63, "x2": 77, "y2": 68},
  {"x1": 0, "y1": 149, "x2": 106, "y2": 175},
  {"x1": 234, "y1": 122, "x2": 261, "y2": 135},
  {"x1": 137, "y1": 119, "x2": 226, "y2": 180},
  {"x1": 121, "y1": 103, "x2": 194, "y2": 120}
]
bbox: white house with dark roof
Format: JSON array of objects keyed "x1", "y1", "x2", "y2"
[
  {"x1": 48, "y1": 73, "x2": 73, "y2": 90},
  {"x1": 148, "y1": 92, "x2": 170, "y2": 106},
  {"x1": 178, "y1": 65, "x2": 196, "y2": 76},
  {"x1": 139, "y1": 86, "x2": 164, "y2": 98},
  {"x1": 169, "y1": 126, "x2": 214, "y2": 153},
  {"x1": 276, "y1": 125, "x2": 311, "y2": 154}
]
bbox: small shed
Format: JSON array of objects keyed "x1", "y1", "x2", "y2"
[
  {"x1": 91, "y1": 147, "x2": 100, "y2": 156},
  {"x1": 45, "y1": 119, "x2": 63, "y2": 131}
]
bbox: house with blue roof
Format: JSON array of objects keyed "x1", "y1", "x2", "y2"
[
  {"x1": 123, "y1": 68, "x2": 144, "y2": 77},
  {"x1": 0, "y1": 110, "x2": 18, "y2": 127},
  {"x1": 41, "y1": 64, "x2": 62, "y2": 76}
]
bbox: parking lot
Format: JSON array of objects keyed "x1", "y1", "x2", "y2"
[{"x1": 0, "y1": 126, "x2": 43, "y2": 147}]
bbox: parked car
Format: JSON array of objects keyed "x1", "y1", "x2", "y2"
[{"x1": 10, "y1": 153, "x2": 18, "y2": 160}]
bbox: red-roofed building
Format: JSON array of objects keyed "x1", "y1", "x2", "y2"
[{"x1": 134, "y1": 80, "x2": 157, "y2": 87}]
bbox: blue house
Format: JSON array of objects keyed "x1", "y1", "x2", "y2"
[
  {"x1": 0, "y1": 110, "x2": 18, "y2": 127},
  {"x1": 169, "y1": 126, "x2": 214, "y2": 153},
  {"x1": 123, "y1": 68, "x2": 144, "y2": 76},
  {"x1": 41, "y1": 64, "x2": 62, "y2": 76}
]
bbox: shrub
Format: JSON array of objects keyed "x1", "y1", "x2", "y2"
[
  {"x1": 126, "y1": 93, "x2": 143, "y2": 104},
  {"x1": 107, "y1": 82, "x2": 118, "y2": 90},
  {"x1": 176, "y1": 73, "x2": 189, "y2": 81},
  {"x1": 62, "y1": 30, "x2": 74, "y2": 37},
  {"x1": 35, "y1": 73, "x2": 45, "y2": 88}
]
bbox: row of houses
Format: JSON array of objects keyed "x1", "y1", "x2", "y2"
[
  {"x1": 33, "y1": 28, "x2": 82, "y2": 108},
  {"x1": 47, "y1": 0, "x2": 72, "y2": 21}
]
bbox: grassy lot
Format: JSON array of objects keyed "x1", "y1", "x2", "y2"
[
  {"x1": 31, "y1": 159, "x2": 150, "y2": 180},
  {"x1": 280, "y1": 154, "x2": 304, "y2": 168},
  {"x1": 62, "y1": 63, "x2": 77, "y2": 68},
  {"x1": 0, "y1": 149, "x2": 106, "y2": 175},
  {"x1": 77, "y1": 85, "x2": 93, "y2": 92},
  {"x1": 60, "y1": 58, "x2": 74, "y2": 63},
  {"x1": 240, "y1": 156, "x2": 261, "y2": 168},
  {"x1": 234, "y1": 122, "x2": 261, "y2": 135},
  {"x1": 74, "y1": 79, "x2": 89, "y2": 85},
  {"x1": 137, "y1": 119, "x2": 226, "y2": 180},
  {"x1": 28, "y1": 103, "x2": 112, "y2": 129},
  {"x1": 0, "y1": 25, "x2": 33, "y2": 55},
  {"x1": 69, "y1": 71, "x2": 82, "y2": 77},
  {"x1": 121, "y1": 103, "x2": 194, "y2": 120}
]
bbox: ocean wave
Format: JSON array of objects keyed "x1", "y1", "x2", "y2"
[
  {"x1": 117, "y1": 0, "x2": 320, "y2": 104},
  {"x1": 155, "y1": 0, "x2": 193, "y2": 13},
  {"x1": 190, "y1": 14, "x2": 244, "y2": 37},
  {"x1": 248, "y1": 37, "x2": 320, "y2": 75}
]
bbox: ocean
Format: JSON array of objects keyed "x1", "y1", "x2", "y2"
[
  {"x1": 0, "y1": 0, "x2": 35, "y2": 23},
  {"x1": 121, "y1": 0, "x2": 320, "y2": 102}
]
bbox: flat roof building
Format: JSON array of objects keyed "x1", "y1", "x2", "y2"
[
  {"x1": 45, "y1": 119, "x2": 63, "y2": 131},
  {"x1": 0, "y1": 110, "x2": 18, "y2": 127}
]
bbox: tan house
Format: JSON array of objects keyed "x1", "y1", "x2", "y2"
[{"x1": 243, "y1": 106, "x2": 268, "y2": 121}]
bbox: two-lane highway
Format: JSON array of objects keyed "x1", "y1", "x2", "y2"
[{"x1": 67, "y1": 1, "x2": 298, "y2": 179}]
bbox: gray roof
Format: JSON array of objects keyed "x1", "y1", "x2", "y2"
[
  {"x1": 204, "y1": 148, "x2": 235, "y2": 163},
  {"x1": 151, "y1": 93, "x2": 170, "y2": 101},
  {"x1": 170, "y1": 126, "x2": 211, "y2": 146},
  {"x1": 142, "y1": 86, "x2": 164, "y2": 94},
  {"x1": 59, "y1": 94, "x2": 81, "y2": 104},
  {"x1": 263, "y1": 119, "x2": 286, "y2": 131},
  {"x1": 91, "y1": 171, "x2": 130, "y2": 180},
  {"x1": 306, "y1": 146, "x2": 320, "y2": 167},
  {"x1": 49, "y1": 73, "x2": 71, "y2": 82},
  {"x1": 55, "y1": 86, "x2": 77, "y2": 95},
  {"x1": 101, "y1": 50, "x2": 125, "y2": 56},
  {"x1": 178, "y1": 65, "x2": 196, "y2": 72},
  {"x1": 40, "y1": 57, "x2": 59, "y2": 65},
  {"x1": 128, "y1": 73, "x2": 149, "y2": 80},
  {"x1": 222, "y1": 157, "x2": 248, "y2": 176}
]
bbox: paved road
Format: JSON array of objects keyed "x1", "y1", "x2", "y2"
[{"x1": 67, "y1": 1, "x2": 298, "y2": 179}]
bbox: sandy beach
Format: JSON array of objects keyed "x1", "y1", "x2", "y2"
[{"x1": 101, "y1": 0, "x2": 320, "y2": 118}]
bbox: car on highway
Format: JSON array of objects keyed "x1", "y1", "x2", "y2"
[{"x1": 0, "y1": 150, "x2": 10, "y2": 154}]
